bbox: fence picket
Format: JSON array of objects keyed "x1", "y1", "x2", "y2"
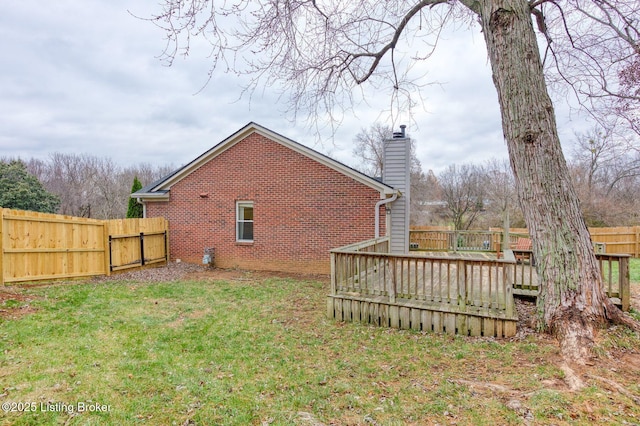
[
  {"x1": 411, "y1": 227, "x2": 640, "y2": 258},
  {"x1": 1, "y1": 209, "x2": 168, "y2": 284}
]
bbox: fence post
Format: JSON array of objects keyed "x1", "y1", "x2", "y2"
[
  {"x1": 165, "y1": 219, "x2": 170, "y2": 263},
  {"x1": 139, "y1": 232, "x2": 145, "y2": 266},
  {"x1": 103, "y1": 221, "x2": 111, "y2": 277},
  {"x1": 108, "y1": 236, "x2": 114, "y2": 273}
]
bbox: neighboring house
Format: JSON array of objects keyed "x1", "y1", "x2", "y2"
[{"x1": 133, "y1": 122, "x2": 402, "y2": 274}]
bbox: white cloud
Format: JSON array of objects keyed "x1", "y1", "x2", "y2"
[{"x1": 0, "y1": 1, "x2": 589, "y2": 174}]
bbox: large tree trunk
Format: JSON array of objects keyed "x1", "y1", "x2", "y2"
[{"x1": 470, "y1": 0, "x2": 624, "y2": 362}]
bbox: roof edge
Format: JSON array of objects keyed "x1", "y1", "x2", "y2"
[{"x1": 140, "y1": 122, "x2": 394, "y2": 196}]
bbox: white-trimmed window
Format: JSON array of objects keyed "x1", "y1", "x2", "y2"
[{"x1": 236, "y1": 202, "x2": 254, "y2": 242}]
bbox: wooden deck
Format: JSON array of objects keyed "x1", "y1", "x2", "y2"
[
  {"x1": 328, "y1": 238, "x2": 518, "y2": 337},
  {"x1": 328, "y1": 238, "x2": 631, "y2": 338}
]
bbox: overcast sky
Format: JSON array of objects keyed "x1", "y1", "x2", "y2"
[{"x1": 1, "y1": 1, "x2": 590, "y2": 176}]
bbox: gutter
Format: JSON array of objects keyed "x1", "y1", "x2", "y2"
[{"x1": 375, "y1": 190, "x2": 400, "y2": 238}]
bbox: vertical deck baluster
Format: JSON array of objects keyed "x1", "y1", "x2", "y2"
[
  {"x1": 347, "y1": 253, "x2": 353, "y2": 291},
  {"x1": 363, "y1": 254, "x2": 368, "y2": 293},
  {"x1": 471, "y1": 262, "x2": 477, "y2": 308},
  {"x1": 430, "y1": 260, "x2": 436, "y2": 302},
  {"x1": 489, "y1": 262, "x2": 495, "y2": 308},
  {"x1": 390, "y1": 257, "x2": 397, "y2": 303},
  {"x1": 442, "y1": 260, "x2": 448, "y2": 304},
  {"x1": 447, "y1": 260, "x2": 452, "y2": 305},
  {"x1": 608, "y1": 257, "x2": 614, "y2": 296},
  {"x1": 457, "y1": 259, "x2": 466, "y2": 310},
  {"x1": 422, "y1": 259, "x2": 427, "y2": 301},
  {"x1": 414, "y1": 258, "x2": 419, "y2": 300},
  {"x1": 400, "y1": 258, "x2": 405, "y2": 297}
]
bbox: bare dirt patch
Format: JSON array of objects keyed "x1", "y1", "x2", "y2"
[
  {"x1": 0, "y1": 287, "x2": 39, "y2": 319},
  {"x1": 184, "y1": 266, "x2": 330, "y2": 284}
]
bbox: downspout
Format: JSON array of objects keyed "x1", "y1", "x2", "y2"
[
  {"x1": 136, "y1": 197, "x2": 146, "y2": 218},
  {"x1": 375, "y1": 191, "x2": 400, "y2": 238}
]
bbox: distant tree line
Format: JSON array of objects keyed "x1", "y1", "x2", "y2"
[
  {"x1": 0, "y1": 154, "x2": 173, "y2": 219},
  {"x1": 3, "y1": 122, "x2": 638, "y2": 226},
  {"x1": 353, "y1": 124, "x2": 640, "y2": 230}
]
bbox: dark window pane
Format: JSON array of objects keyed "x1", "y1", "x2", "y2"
[{"x1": 238, "y1": 222, "x2": 253, "y2": 241}]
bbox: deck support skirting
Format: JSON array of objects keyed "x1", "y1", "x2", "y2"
[{"x1": 327, "y1": 295, "x2": 518, "y2": 338}]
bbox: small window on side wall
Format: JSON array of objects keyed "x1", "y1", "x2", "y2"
[{"x1": 236, "y1": 202, "x2": 254, "y2": 242}]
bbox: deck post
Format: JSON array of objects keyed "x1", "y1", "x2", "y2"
[
  {"x1": 620, "y1": 255, "x2": 630, "y2": 312},
  {"x1": 457, "y1": 259, "x2": 466, "y2": 311},
  {"x1": 388, "y1": 258, "x2": 396, "y2": 303},
  {"x1": 504, "y1": 259, "x2": 515, "y2": 317},
  {"x1": 330, "y1": 252, "x2": 337, "y2": 296}
]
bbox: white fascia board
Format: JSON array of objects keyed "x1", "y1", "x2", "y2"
[{"x1": 134, "y1": 192, "x2": 170, "y2": 201}]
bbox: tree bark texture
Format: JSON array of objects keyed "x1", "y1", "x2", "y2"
[{"x1": 471, "y1": 0, "x2": 622, "y2": 361}]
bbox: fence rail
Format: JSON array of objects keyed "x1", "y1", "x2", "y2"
[
  {"x1": 410, "y1": 230, "x2": 515, "y2": 252},
  {"x1": 1, "y1": 209, "x2": 169, "y2": 285},
  {"x1": 411, "y1": 227, "x2": 640, "y2": 258}
]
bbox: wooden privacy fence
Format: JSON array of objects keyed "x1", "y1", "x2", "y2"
[
  {"x1": 409, "y1": 230, "x2": 511, "y2": 252},
  {"x1": 328, "y1": 237, "x2": 519, "y2": 337},
  {"x1": 1, "y1": 208, "x2": 169, "y2": 285},
  {"x1": 411, "y1": 226, "x2": 640, "y2": 257},
  {"x1": 106, "y1": 218, "x2": 169, "y2": 272}
]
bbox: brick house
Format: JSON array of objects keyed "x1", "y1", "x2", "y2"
[{"x1": 133, "y1": 122, "x2": 400, "y2": 274}]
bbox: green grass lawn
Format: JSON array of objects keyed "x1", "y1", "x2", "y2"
[
  {"x1": 1, "y1": 273, "x2": 639, "y2": 425},
  {"x1": 630, "y1": 258, "x2": 640, "y2": 284}
]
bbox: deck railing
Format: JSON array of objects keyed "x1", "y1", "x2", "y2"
[
  {"x1": 330, "y1": 237, "x2": 516, "y2": 319},
  {"x1": 508, "y1": 251, "x2": 630, "y2": 311},
  {"x1": 331, "y1": 237, "x2": 630, "y2": 311},
  {"x1": 598, "y1": 254, "x2": 630, "y2": 310}
]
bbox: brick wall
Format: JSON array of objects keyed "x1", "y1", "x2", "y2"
[{"x1": 145, "y1": 133, "x2": 386, "y2": 274}]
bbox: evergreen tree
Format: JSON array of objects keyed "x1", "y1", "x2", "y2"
[
  {"x1": 0, "y1": 160, "x2": 60, "y2": 213},
  {"x1": 126, "y1": 176, "x2": 143, "y2": 218}
]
